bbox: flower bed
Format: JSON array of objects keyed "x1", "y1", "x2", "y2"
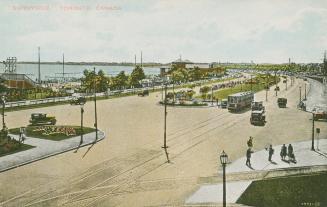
[
  {"x1": 0, "y1": 136, "x2": 34, "y2": 157},
  {"x1": 159, "y1": 100, "x2": 207, "y2": 107},
  {"x1": 9, "y1": 126, "x2": 96, "y2": 141}
]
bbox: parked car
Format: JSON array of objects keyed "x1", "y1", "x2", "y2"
[{"x1": 29, "y1": 113, "x2": 56, "y2": 125}]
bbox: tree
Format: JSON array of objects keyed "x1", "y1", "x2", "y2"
[
  {"x1": 129, "y1": 65, "x2": 145, "y2": 88},
  {"x1": 97, "y1": 70, "x2": 110, "y2": 92},
  {"x1": 111, "y1": 71, "x2": 128, "y2": 90},
  {"x1": 186, "y1": 90, "x2": 195, "y2": 100},
  {"x1": 189, "y1": 67, "x2": 203, "y2": 81},
  {"x1": 81, "y1": 69, "x2": 109, "y2": 93},
  {"x1": 200, "y1": 86, "x2": 210, "y2": 100},
  {"x1": 0, "y1": 77, "x2": 7, "y2": 94}
]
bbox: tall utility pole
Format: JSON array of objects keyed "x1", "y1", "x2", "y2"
[
  {"x1": 275, "y1": 70, "x2": 278, "y2": 96},
  {"x1": 211, "y1": 87, "x2": 214, "y2": 105},
  {"x1": 163, "y1": 84, "x2": 170, "y2": 163},
  {"x1": 38, "y1": 47, "x2": 41, "y2": 84},
  {"x1": 141, "y1": 51, "x2": 143, "y2": 68},
  {"x1": 299, "y1": 86, "x2": 302, "y2": 103},
  {"x1": 62, "y1": 53, "x2": 65, "y2": 82},
  {"x1": 250, "y1": 75, "x2": 253, "y2": 92},
  {"x1": 304, "y1": 83, "x2": 307, "y2": 100},
  {"x1": 134, "y1": 54, "x2": 136, "y2": 67},
  {"x1": 93, "y1": 67, "x2": 98, "y2": 141},
  {"x1": 265, "y1": 73, "x2": 269, "y2": 101},
  {"x1": 323, "y1": 51, "x2": 327, "y2": 76}
]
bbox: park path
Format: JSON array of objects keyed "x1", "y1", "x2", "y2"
[{"x1": 0, "y1": 131, "x2": 105, "y2": 172}]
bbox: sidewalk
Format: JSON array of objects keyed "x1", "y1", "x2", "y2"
[
  {"x1": 186, "y1": 139, "x2": 327, "y2": 205},
  {"x1": 0, "y1": 130, "x2": 105, "y2": 173}
]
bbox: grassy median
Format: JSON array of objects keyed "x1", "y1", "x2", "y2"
[{"x1": 237, "y1": 172, "x2": 327, "y2": 207}]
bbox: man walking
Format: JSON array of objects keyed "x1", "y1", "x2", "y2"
[
  {"x1": 246, "y1": 148, "x2": 253, "y2": 166},
  {"x1": 280, "y1": 144, "x2": 287, "y2": 160},
  {"x1": 268, "y1": 145, "x2": 274, "y2": 161}
]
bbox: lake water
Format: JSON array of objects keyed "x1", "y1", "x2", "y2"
[{"x1": 0, "y1": 63, "x2": 160, "y2": 81}]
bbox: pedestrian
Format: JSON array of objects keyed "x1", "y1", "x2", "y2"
[
  {"x1": 280, "y1": 144, "x2": 287, "y2": 160},
  {"x1": 268, "y1": 145, "x2": 274, "y2": 161},
  {"x1": 288, "y1": 144, "x2": 295, "y2": 162},
  {"x1": 246, "y1": 148, "x2": 253, "y2": 166},
  {"x1": 247, "y1": 136, "x2": 253, "y2": 148}
]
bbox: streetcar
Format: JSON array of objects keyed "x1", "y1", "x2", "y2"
[{"x1": 227, "y1": 91, "x2": 254, "y2": 111}]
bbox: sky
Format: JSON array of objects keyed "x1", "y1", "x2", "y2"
[{"x1": 0, "y1": 0, "x2": 327, "y2": 64}]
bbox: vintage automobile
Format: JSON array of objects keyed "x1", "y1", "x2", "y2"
[
  {"x1": 70, "y1": 96, "x2": 86, "y2": 105},
  {"x1": 29, "y1": 113, "x2": 57, "y2": 125},
  {"x1": 250, "y1": 110, "x2": 266, "y2": 126},
  {"x1": 251, "y1": 101, "x2": 265, "y2": 111},
  {"x1": 138, "y1": 90, "x2": 149, "y2": 97},
  {"x1": 221, "y1": 99, "x2": 228, "y2": 109},
  {"x1": 277, "y1": 98, "x2": 287, "y2": 108}
]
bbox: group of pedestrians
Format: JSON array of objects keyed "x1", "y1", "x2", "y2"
[
  {"x1": 245, "y1": 136, "x2": 297, "y2": 167},
  {"x1": 280, "y1": 144, "x2": 296, "y2": 163}
]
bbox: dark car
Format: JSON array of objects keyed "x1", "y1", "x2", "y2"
[
  {"x1": 138, "y1": 90, "x2": 149, "y2": 97},
  {"x1": 277, "y1": 98, "x2": 287, "y2": 108},
  {"x1": 70, "y1": 97, "x2": 86, "y2": 105},
  {"x1": 221, "y1": 99, "x2": 228, "y2": 108},
  {"x1": 250, "y1": 110, "x2": 266, "y2": 126},
  {"x1": 29, "y1": 113, "x2": 56, "y2": 126}
]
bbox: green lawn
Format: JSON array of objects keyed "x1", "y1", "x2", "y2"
[
  {"x1": 213, "y1": 83, "x2": 266, "y2": 99},
  {"x1": 9, "y1": 126, "x2": 96, "y2": 141},
  {"x1": 198, "y1": 75, "x2": 280, "y2": 100},
  {"x1": 237, "y1": 172, "x2": 327, "y2": 207}
]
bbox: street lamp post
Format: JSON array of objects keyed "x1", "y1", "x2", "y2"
[
  {"x1": 304, "y1": 83, "x2": 307, "y2": 101},
  {"x1": 93, "y1": 67, "x2": 98, "y2": 142},
  {"x1": 163, "y1": 83, "x2": 170, "y2": 163},
  {"x1": 80, "y1": 104, "x2": 84, "y2": 145},
  {"x1": 211, "y1": 87, "x2": 214, "y2": 106},
  {"x1": 312, "y1": 113, "x2": 315, "y2": 151},
  {"x1": 220, "y1": 151, "x2": 228, "y2": 207}
]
